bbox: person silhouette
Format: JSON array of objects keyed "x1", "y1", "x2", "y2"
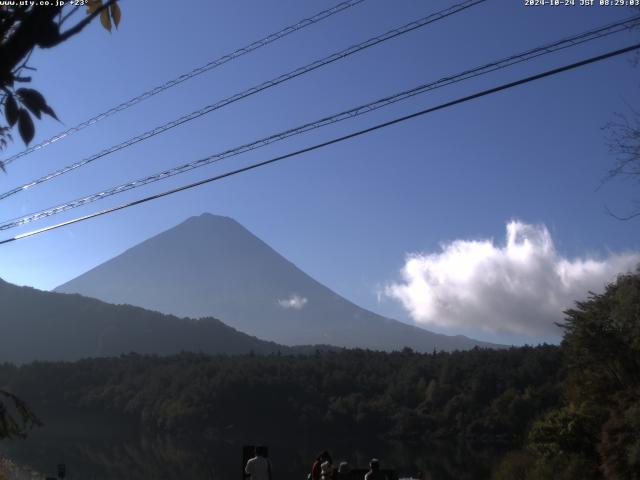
[
  {"x1": 336, "y1": 461, "x2": 351, "y2": 479},
  {"x1": 245, "y1": 446, "x2": 272, "y2": 480},
  {"x1": 311, "y1": 451, "x2": 332, "y2": 480},
  {"x1": 364, "y1": 458, "x2": 387, "y2": 480},
  {"x1": 320, "y1": 459, "x2": 333, "y2": 480}
]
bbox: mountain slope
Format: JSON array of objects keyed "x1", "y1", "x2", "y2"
[
  {"x1": 56, "y1": 213, "x2": 499, "y2": 351},
  {"x1": 0, "y1": 278, "x2": 294, "y2": 363}
]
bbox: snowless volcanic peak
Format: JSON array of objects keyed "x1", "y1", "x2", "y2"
[{"x1": 56, "y1": 213, "x2": 501, "y2": 351}]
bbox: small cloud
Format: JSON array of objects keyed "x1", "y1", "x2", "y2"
[
  {"x1": 385, "y1": 220, "x2": 640, "y2": 337},
  {"x1": 277, "y1": 294, "x2": 308, "y2": 310}
]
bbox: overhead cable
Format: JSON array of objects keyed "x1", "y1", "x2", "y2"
[
  {"x1": 0, "y1": 0, "x2": 367, "y2": 167},
  {"x1": 2, "y1": 41, "x2": 639, "y2": 245},
  {"x1": 0, "y1": 0, "x2": 486, "y2": 201},
  {"x1": 1, "y1": 14, "x2": 638, "y2": 229}
]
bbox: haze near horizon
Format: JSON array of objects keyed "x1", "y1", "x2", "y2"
[{"x1": 55, "y1": 212, "x2": 500, "y2": 352}]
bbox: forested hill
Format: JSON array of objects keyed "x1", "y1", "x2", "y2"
[
  {"x1": 0, "y1": 278, "x2": 302, "y2": 363},
  {"x1": 0, "y1": 346, "x2": 565, "y2": 447},
  {"x1": 0, "y1": 346, "x2": 566, "y2": 479},
  {"x1": 3, "y1": 270, "x2": 639, "y2": 479}
]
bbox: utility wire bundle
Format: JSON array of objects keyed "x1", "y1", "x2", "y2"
[
  {"x1": 0, "y1": 0, "x2": 486, "y2": 200},
  {"x1": 1, "y1": 0, "x2": 367, "y2": 168},
  {"x1": 1, "y1": 0, "x2": 638, "y2": 244}
]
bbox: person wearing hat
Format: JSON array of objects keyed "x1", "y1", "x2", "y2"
[{"x1": 364, "y1": 458, "x2": 387, "y2": 480}]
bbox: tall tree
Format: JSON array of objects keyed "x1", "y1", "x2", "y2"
[
  {"x1": 604, "y1": 112, "x2": 640, "y2": 219},
  {"x1": 523, "y1": 269, "x2": 640, "y2": 479},
  {"x1": 603, "y1": 17, "x2": 640, "y2": 220}
]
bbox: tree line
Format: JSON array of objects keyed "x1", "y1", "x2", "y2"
[{"x1": 1, "y1": 270, "x2": 638, "y2": 479}]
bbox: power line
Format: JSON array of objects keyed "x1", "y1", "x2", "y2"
[
  {"x1": 2, "y1": 14, "x2": 638, "y2": 230},
  {"x1": 0, "y1": 0, "x2": 486, "y2": 201},
  {"x1": 2, "y1": 41, "x2": 638, "y2": 246},
  {"x1": 0, "y1": 0, "x2": 367, "y2": 168}
]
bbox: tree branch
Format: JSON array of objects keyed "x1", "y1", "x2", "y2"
[
  {"x1": 604, "y1": 204, "x2": 640, "y2": 221},
  {"x1": 57, "y1": 0, "x2": 118, "y2": 44},
  {"x1": 0, "y1": 7, "x2": 61, "y2": 83},
  {"x1": 0, "y1": 389, "x2": 41, "y2": 439},
  {"x1": 59, "y1": 5, "x2": 81, "y2": 26}
]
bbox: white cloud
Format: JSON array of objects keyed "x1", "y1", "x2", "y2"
[
  {"x1": 385, "y1": 220, "x2": 640, "y2": 337},
  {"x1": 277, "y1": 294, "x2": 308, "y2": 310}
]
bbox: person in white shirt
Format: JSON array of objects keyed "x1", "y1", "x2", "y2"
[{"x1": 245, "y1": 446, "x2": 272, "y2": 480}]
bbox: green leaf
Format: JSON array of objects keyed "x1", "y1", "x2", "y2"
[
  {"x1": 40, "y1": 104, "x2": 58, "y2": 121},
  {"x1": 100, "y1": 8, "x2": 111, "y2": 32},
  {"x1": 5, "y1": 94, "x2": 18, "y2": 127},
  {"x1": 16, "y1": 88, "x2": 57, "y2": 121},
  {"x1": 17, "y1": 108, "x2": 34, "y2": 145},
  {"x1": 110, "y1": 2, "x2": 121, "y2": 29},
  {"x1": 17, "y1": 88, "x2": 45, "y2": 119},
  {"x1": 86, "y1": 0, "x2": 102, "y2": 14}
]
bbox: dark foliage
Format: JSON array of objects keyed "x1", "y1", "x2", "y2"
[
  {"x1": 497, "y1": 270, "x2": 640, "y2": 480},
  {"x1": 0, "y1": 390, "x2": 40, "y2": 439},
  {"x1": 0, "y1": 345, "x2": 564, "y2": 446},
  {"x1": 0, "y1": 0, "x2": 120, "y2": 163},
  {"x1": 0, "y1": 268, "x2": 636, "y2": 479}
]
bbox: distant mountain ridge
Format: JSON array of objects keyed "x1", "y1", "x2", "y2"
[
  {"x1": 0, "y1": 278, "x2": 302, "y2": 364},
  {"x1": 56, "y1": 213, "x2": 500, "y2": 351}
]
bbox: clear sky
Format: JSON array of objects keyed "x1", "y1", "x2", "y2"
[{"x1": 0, "y1": 0, "x2": 639, "y2": 345}]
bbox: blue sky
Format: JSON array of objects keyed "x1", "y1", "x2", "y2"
[{"x1": 0, "y1": 0, "x2": 639, "y2": 345}]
